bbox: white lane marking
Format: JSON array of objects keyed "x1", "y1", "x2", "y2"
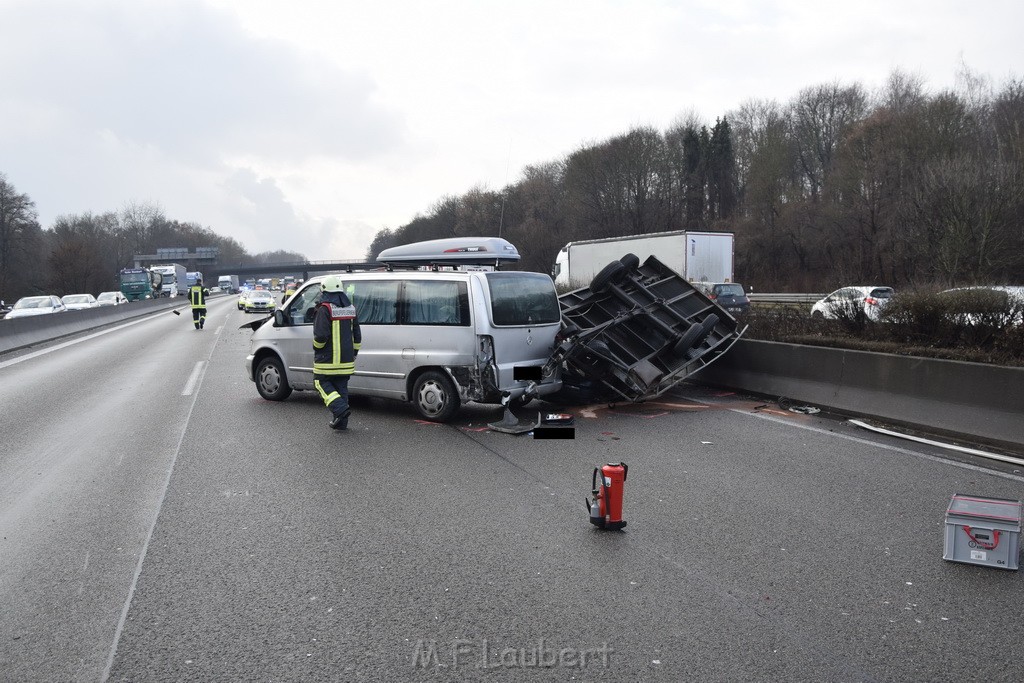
[
  {"x1": 101, "y1": 330, "x2": 215, "y2": 682},
  {"x1": 215, "y1": 324, "x2": 224, "y2": 335},
  {"x1": 0, "y1": 315, "x2": 157, "y2": 370},
  {"x1": 181, "y1": 361, "x2": 207, "y2": 396},
  {"x1": 730, "y1": 408, "x2": 1024, "y2": 483},
  {"x1": 848, "y1": 419, "x2": 1024, "y2": 467}
]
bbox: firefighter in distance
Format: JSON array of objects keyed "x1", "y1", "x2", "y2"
[{"x1": 189, "y1": 278, "x2": 209, "y2": 330}]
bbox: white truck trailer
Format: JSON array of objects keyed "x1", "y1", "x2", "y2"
[
  {"x1": 218, "y1": 274, "x2": 240, "y2": 294},
  {"x1": 553, "y1": 230, "x2": 734, "y2": 289},
  {"x1": 151, "y1": 263, "x2": 188, "y2": 297}
]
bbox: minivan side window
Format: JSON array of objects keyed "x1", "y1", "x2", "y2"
[
  {"x1": 350, "y1": 280, "x2": 400, "y2": 325},
  {"x1": 402, "y1": 280, "x2": 469, "y2": 326}
]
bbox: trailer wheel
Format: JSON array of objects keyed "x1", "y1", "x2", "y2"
[
  {"x1": 673, "y1": 322, "x2": 705, "y2": 355},
  {"x1": 619, "y1": 253, "x2": 640, "y2": 272},
  {"x1": 674, "y1": 314, "x2": 720, "y2": 355},
  {"x1": 590, "y1": 261, "x2": 626, "y2": 293},
  {"x1": 693, "y1": 314, "x2": 720, "y2": 347}
]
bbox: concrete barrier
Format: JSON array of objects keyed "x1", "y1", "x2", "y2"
[
  {"x1": 696, "y1": 339, "x2": 1024, "y2": 448},
  {"x1": 0, "y1": 298, "x2": 188, "y2": 355}
]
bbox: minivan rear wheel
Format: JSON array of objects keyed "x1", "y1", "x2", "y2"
[
  {"x1": 255, "y1": 356, "x2": 292, "y2": 401},
  {"x1": 413, "y1": 371, "x2": 460, "y2": 422}
]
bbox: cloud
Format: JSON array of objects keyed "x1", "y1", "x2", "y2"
[
  {"x1": 0, "y1": 0, "x2": 406, "y2": 260},
  {"x1": 1, "y1": 0, "x2": 403, "y2": 164}
]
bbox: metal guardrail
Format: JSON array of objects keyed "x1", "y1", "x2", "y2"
[{"x1": 748, "y1": 293, "x2": 825, "y2": 305}]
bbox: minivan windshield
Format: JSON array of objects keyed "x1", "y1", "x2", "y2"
[{"x1": 486, "y1": 273, "x2": 560, "y2": 325}]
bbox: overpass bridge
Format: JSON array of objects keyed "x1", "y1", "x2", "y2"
[{"x1": 209, "y1": 260, "x2": 385, "y2": 281}]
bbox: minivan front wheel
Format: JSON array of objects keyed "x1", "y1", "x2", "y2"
[
  {"x1": 255, "y1": 356, "x2": 292, "y2": 401},
  {"x1": 413, "y1": 371, "x2": 460, "y2": 422}
]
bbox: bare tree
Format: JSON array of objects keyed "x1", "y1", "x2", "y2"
[
  {"x1": 0, "y1": 174, "x2": 43, "y2": 300},
  {"x1": 789, "y1": 81, "x2": 868, "y2": 202}
]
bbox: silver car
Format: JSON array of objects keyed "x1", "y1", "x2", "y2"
[
  {"x1": 96, "y1": 291, "x2": 129, "y2": 306},
  {"x1": 244, "y1": 269, "x2": 564, "y2": 422},
  {"x1": 5, "y1": 295, "x2": 67, "y2": 318},
  {"x1": 61, "y1": 294, "x2": 98, "y2": 310}
]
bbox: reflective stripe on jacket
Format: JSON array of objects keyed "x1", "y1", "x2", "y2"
[
  {"x1": 189, "y1": 286, "x2": 206, "y2": 309},
  {"x1": 313, "y1": 299, "x2": 361, "y2": 375}
]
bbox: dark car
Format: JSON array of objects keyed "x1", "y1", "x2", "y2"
[{"x1": 698, "y1": 282, "x2": 750, "y2": 315}]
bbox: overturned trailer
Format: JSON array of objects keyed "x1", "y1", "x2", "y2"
[{"x1": 547, "y1": 253, "x2": 746, "y2": 405}]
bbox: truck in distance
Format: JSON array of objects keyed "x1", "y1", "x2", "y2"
[
  {"x1": 553, "y1": 230, "x2": 734, "y2": 289},
  {"x1": 150, "y1": 263, "x2": 188, "y2": 297},
  {"x1": 186, "y1": 271, "x2": 204, "y2": 290},
  {"x1": 218, "y1": 275, "x2": 240, "y2": 294},
  {"x1": 119, "y1": 268, "x2": 163, "y2": 301}
]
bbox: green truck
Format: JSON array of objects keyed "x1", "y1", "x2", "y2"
[{"x1": 119, "y1": 268, "x2": 163, "y2": 301}]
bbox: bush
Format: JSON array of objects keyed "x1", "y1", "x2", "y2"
[{"x1": 741, "y1": 291, "x2": 1024, "y2": 367}]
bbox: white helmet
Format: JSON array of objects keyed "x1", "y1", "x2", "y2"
[{"x1": 321, "y1": 275, "x2": 344, "y2": 292}]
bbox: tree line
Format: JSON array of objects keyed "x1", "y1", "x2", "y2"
[
  {"x1": 4, "y1": 68, "x2": 1021, "y2": 302},
  {"x1": 0, "y1": 183, "x2": 305, "y2": 302},
  {"x1": 368, "y1": 69, "x2": 1024, "y2": 291}
]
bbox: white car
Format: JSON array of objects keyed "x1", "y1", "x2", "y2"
[
  {"x1": 811, "y1": 286, "x2": 894, "y2": 321},
  {"x1": 61, "y1": 294, "x2": 98, "y2": 310},
  {"x1": 939, "y1": 286, "x2": 1024, "y2": 326},
  {"x1": 5, "y1": 295, "x2": 67, "y2": 318},
  {"x1": 96, "y1": 291, "x2": 129, "y2": 306}
]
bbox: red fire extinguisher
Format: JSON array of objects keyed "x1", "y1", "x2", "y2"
[{"x1": 587, "y1": 462, "x2": 628, "y2": 530}]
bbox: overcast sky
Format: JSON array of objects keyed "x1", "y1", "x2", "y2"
[{"x1": 2, "y1": 0, "x2": 1020, "y2": 261}]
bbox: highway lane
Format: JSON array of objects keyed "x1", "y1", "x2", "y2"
[
  {"x1": 0, "y1": 297, "x2": 234, "y2": 682},
  {"x1": 3, "y1": 300, "x2": 1024, "y2": 681}
]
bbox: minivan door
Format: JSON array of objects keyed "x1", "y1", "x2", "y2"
[{"x1": 481, "y1": 272, "x2": 562, "y2": 388}]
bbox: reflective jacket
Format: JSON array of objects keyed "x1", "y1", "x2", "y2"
[
  {"x1": 313, "y1": 293, "x2": 361, "y2": 376},
  {"x1": 188, "y1": 285, "x2": 208, "y2": 309}
]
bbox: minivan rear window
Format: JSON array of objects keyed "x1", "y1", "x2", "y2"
[
  {"x1": 870, "y1": 288, "x2": 894, "y2": 299},
  {"x1": 486, "y1": 273, "x2": 560, "y2": 326}
]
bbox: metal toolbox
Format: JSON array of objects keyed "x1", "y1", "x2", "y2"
[{"x1": 943, "y1": 494, "x2": 1021, "y2": 570}]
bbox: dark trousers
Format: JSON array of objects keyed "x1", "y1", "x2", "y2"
[
  {"x1": 192, "y1": 307, "x2": 206, "y2": 329},
  {"x1": 314, "y1": 374, "x2": 350, "y2": 420}
]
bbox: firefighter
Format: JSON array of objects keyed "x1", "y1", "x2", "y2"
[
  {"x1": 313, "y1": 275, "x2": 361, "y2": 430},
  {"x1": 188, "y1": 278, "x2": 209, "y2": 330}
]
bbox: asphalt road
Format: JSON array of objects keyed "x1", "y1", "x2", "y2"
[{"x1": 1, "y1": 299, "x2": 1022, "y2": 682}]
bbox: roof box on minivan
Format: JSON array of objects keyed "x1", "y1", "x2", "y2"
[{"x1": 377, "y1": 237, "x2": 520, "y2": 267}]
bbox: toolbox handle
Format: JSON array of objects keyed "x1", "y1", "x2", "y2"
[{"x1": 962, "y1": 525, "x2": 1000, "y2": 550}]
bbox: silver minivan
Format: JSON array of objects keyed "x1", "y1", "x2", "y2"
[{"x1": 244, "y1": 239, "x2": 564, "y2": 422}]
